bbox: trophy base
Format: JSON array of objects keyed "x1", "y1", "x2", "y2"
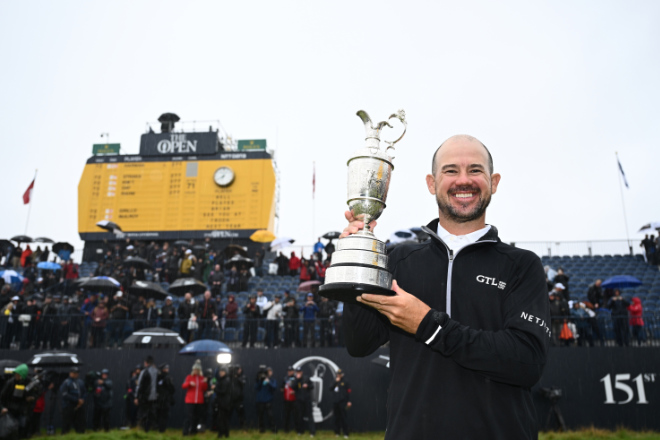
[{"x1": 319, "y1": 282, "x2": 395, "y2": 304}]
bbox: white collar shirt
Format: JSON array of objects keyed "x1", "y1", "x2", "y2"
[{"x1": 436, "y1": 224, "x2": 491, "y2": 254}]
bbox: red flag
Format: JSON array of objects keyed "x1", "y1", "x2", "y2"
[
  {"x1": 23, "y1": 179, "x2": 35, "y2": 205},
  {"x1": 312, "y1": 162, "x2": 316, "y2": 199}
]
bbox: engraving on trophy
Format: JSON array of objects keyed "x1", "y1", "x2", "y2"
[{"x1": 319, "y1": 109, "x2": 407, "y2": 303}]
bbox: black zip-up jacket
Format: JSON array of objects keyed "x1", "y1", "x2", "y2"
[{"x1": 344, "y1": 220, "x2": 550, "y2": 440}]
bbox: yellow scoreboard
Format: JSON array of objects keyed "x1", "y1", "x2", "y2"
[{"x1": 78, "y1": 152, "x2": 276, "y2": 240}]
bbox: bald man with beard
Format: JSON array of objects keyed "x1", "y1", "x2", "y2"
[{"x1": 343, "y1": 135, "x2": 550, "y2": 439}]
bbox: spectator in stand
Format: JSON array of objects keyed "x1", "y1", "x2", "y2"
[
  {"x1": 242, "y1": 296, "x2": 260, "y2": 348},
  {"x1": 263, "y1": 295, "x2": 283, "y2": 348},
  {"x1": 571, "y1": 302, "x2": 593, "y2": 347},
  {"x1": 299, "y1": 258, "x2": 311, "y2": 282},
  {"x1": 21, "y1": 245, "x2": 33, "y2": 267},
  {"x1": 226, "y1": 266, "x2": 240, "y2": 293},
  {"x1": 198, "y1": 290, "x2": 217, "y2": 339},
  {"x1": 11, "y1": 245, "x2": 22, "y2": 269},
  {"x1": 108, "y1": 292, "x2": 129, "y2": 347},
  {"x1": 283, "y1": 297, "x2": 298, "y2": 347},
  {"x1": 209, "y1": 264, "x2": 225, "y2": 297},
  {"x1": 238, "y1": 266, "x2": 251, "y2": 292},
  {"x1": 553, "y1": 268, "x2": 569, "y2": 298},
  {"x1": 255, "y1": 367, "x2": 277, "y2": 433},
  {"x1": 276, "y1": 252, "x2": 289, "y2": 276},
  {"x1": 145, "y1": 299, "x2": 158, "y2": 328},
  {"x1": 550, "y1": 282, "x2": 568, "y2": 302},
  {"x1": 160, "y1": 296, "x2": 176, "y2": 329},
  {"x1": 254, "y1": 250, "x2": 264, "y2": 277},
  {"x1": 300, "y1": 293, "x2": 319, "y2": 348},
  {"x1": 58, "y1": 296, "x2": 75, "y2": 348},
  {"x1": 153, "y1": 255, "x2": 165, "y2": 283},
  {"x1": 314, "y1": 257, "x2": 327, "y2": 283},
  {"x1": 255, "y1": 289, "x2": 268, "y2": 316},
  {"x1": 178, "y1": 293, "x2": 198, "y2": 343},
  {"x1": 318, "y1": 296, "x2": 336, "y2": 347},
  {"x1": 182, "y1": 360, "x2": 208, "y2": 436},
  {"x1": 62, "y1": 259, "x2": 79, "y2": 293},
  {"x1": 223, "y1": 294, "x2": 239, "y2": 329},
  {"x1": 587, "y1": 279, "x2": 603, "y2": 309},
  {"x1": 548, "y1": 290, "x2": 569, "y2": 347},
  {"x1": 640, "y1": 234, "x2": 656, "y2": 264},
  {"x1": 628, "y1": 297, "x2": 645, "y2": 345},
  {"x1": 313, "y1": 238, "x2": 325, "y2": 260},
  {"x1": 608, "y1": 290, "x2": 630, "y2": 347},
  {"x1": 91, "y1": 301, "x2": 109, "y2": 348},
  {"x1": 289, "y1": 252, "x2": 301, "y2": 276},
  {"x1": 180, "y1": 250, "x2": 196, "y2": 278},
  {"x1": 166, "y1": 249, "x2": 180, "y2": 282},
  {"x1": 132, "y1": 296, "x2": 148, "y2": 331},
  {"x1": 325, "y1": 239, "x2": 335, "y2": 258}
]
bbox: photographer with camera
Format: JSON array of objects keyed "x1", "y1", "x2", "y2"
[
  {"x1": 254, "y1": 366, "x2": 277, "y2": 434},
  {"x1": 92, "y1": 369, "x2": 113, "y2": 432},
  {"x1": 0, "y1": 364, "x2": 37, "y2": 440}
]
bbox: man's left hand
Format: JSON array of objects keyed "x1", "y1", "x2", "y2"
[{"x1": 357, "y1": 280, "x2": 431, "y2": 334}]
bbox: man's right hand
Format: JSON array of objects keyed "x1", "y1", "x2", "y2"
[{"x1": 340, "y1": 211, "x2": 377, "y2": 238}]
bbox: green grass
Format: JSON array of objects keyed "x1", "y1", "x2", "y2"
[{"x1": 48, "y1": 428, "x2": 660, "y2": 440}]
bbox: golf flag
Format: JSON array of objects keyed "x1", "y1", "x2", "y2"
[
  {"x1": 617, "y1": 157, "x2": 629, "y2": 189},
  {"x1": 23, "y1": 178, "x2": 35, "y2": 204},
  {"x1": 312, "y1": 161, "x2": 316, "y2": 199}
]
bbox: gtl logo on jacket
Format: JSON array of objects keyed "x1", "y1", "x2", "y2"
[{"x1": 476, "y1": 275, "x2": 506, "y2": 290}]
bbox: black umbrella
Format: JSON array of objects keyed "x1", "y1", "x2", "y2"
[
  {"x1": 223, "y1": 244, "x2": 248, "y2": 258},
  {"x1": 323, "y1": 231, "x2": 341, "y2": 240},
  {"x1": 11, "y1": 235, "x2": 32, "y2": 243},
  {"x1": 174, "y1": 240, "x2": 191, "y2": 248},
  {"x1": 27, "y1": 352, "x2": 82, "y2": 367},
  {"x1": 96, "y1": 220, "x2": 122, "y2": 232},
  {"x1": 124, "y1": 256, "x2": 152, "y2": 270},
  {"x1": 192, "y1": 244, "x2": 206, "y2": 251},
  {"x1": 0, "y1": 360, "x2": 21, "y2": 374},
  {"x1": 52, "y1": 242, "x2": 74, "y2": 254},
  {"x1": 0, "y1": 240, "x2": 13, "y2": 251},
  {"x1": 169, "y1": 277, "x2": 207, "y2": 296},
  {"x1": 128, "y1": 280, "x2": 168, "y2": 300},
  {"x1": 123, "y1": 327, "x2": 185, "y2": 347},
  {"x1": 158, "y1": 113, "x2": 180, "y2": 132},
  {"x1": 80, "y1": 276, "x2": 121, "y2": 291},
  {"x1": 34, "y1": 237, "x2": 55, "y2": 243},
  {"x1": 224, "y1": 255, "x2": 254, "y2": 268}
]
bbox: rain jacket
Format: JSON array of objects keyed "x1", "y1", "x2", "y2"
[
  {"x1": 628, "y1": 297, "x2": 644, "y2": 327},
  {"x1": 182, "y1": 374, "x2": 208, "y2": 404},
  {"x1": 344, "y1": 219, "x2": 550, "y2": 440}
]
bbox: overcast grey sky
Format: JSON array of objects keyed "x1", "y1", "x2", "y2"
[{"x1": 1, "y1": 1, "x2": 658, "y2": 255}]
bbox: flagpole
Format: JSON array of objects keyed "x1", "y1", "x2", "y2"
[
  {"x1": 312, "y1": 161, "x2": 316, "y2": 243},
  {"x1": 24, "y1": 169, "x2": 38, "y2": 235},
  {"x1": 615, "y1": 152, "x2": 631, "y2": 254}
]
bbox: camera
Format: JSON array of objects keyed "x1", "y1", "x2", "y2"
[{"x1": 256, "y1": 365, "x2": 269, "y2": 382}]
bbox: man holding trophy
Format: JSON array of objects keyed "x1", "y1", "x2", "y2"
[{"x1": 321, "y1": 110, "x2": 550, "y2": 439}]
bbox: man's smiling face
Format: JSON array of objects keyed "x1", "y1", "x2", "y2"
[{"x1": 426, "y1": 136, "x2": 500, "y2": 226}]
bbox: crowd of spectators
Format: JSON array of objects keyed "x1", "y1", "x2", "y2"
[{"x1": 0, "y1": 237, "x2": 344, "y2": 350}]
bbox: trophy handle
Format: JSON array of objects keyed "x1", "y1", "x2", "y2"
[{"x1": 383, "y1": 109, "x2": 407, "y2": 158}]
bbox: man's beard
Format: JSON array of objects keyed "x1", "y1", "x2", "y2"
[{"x1": 436, "y1": 186, "x2": 492, "y2": 223}]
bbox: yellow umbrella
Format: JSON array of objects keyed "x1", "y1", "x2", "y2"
[{"x1": 250, "y1": 230, "x2": 276, "y2": 243}]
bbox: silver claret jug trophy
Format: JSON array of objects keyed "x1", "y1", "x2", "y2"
[{"x1": 319, "y1": 109, "x2": 407, "y2": 303}]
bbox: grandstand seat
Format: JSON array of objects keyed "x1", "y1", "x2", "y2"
[{"x1": 223, "y1": 327, "x2": 237, "y2": 342}]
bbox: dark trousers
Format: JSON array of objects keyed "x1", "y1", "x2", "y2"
[
  {"x1": 613, "y1": 316, "x2": 630, "y2": 347},
  {"x1": 302, "y1": 321, "x2": 316, "y2": 347},
  {"x1": 333, "y1": 402, "x2": 349, "y2": 436},
  {"x1": 216, "y1": 407, "x2": 230, "y2": 438},
  {"x1": 284, "y1": 323, "x2": 297, "y2": 347},
  {"x1": 61, "y1": 405, "x2": 85, "y2": 434},
  {"x1": 229, "y1": 402, "x2": 245, "y2": 429},
  {"x1": 256, "y1": 402, "x2": 276, "y2": 433},
  {"x1": 265, "y1": 320, "x2": 279, "y2": 347},
  {"x1": 295, "y1": 400, "x2": 315, "y2": 435},
  {"x1": 91, "y1": 326, "x2": 106, "y2": 348},
  {"x1": 29, "y1": 411, "x2": 43, "y2": 436},
  {"x1": 320, "y1": 319, "x2": 333, "y2": 347},
  {"x1": 242, "y1": 321, "x2": 258, "y2": 347},
  {"x1": 138, "y1": 401, "x2": 157, "y2": 432},
  {"x1": 93, "y1": 406, "x2": 111, "y2": 431},
  {"x1": 183, "y1": 404, "x2": 205, "y2": 435},
  {"x1": 283, "y1": 401, "x2": 297, "y2": 432},
  {"x1": 157, "y1": 405, "x2": 170, "y2": 432}
]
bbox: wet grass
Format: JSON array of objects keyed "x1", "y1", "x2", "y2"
[{"x1": 47, "y1": 427, "x2": 660, "y2": 440}]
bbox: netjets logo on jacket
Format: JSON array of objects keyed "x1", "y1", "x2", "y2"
[{"x1": 476, "y1": 275, "x2": 507, "y2": 290}]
